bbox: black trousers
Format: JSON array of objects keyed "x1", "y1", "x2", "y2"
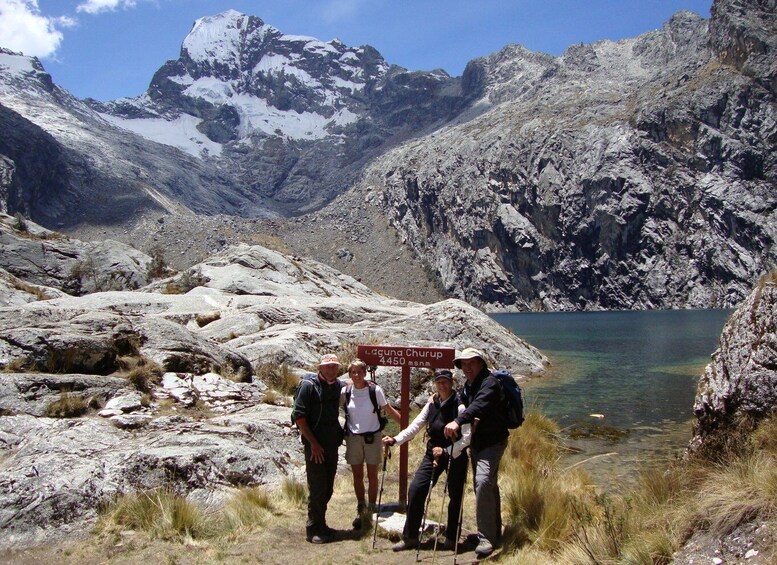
[
  {"x1": 403, "y1": 448, "x2": 467, "y2": 541},
  {"x1": 304, "y1": 440, "x2": 340, "y2": 533}
]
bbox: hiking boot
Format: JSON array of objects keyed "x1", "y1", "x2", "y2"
[
  {"x1": 307, "y1": 531, "x2": 332, "y2": 544},
  {"x1": 352, "y1": 502, "x2": 366, "y2": 529},
  {"x1": 474, "y1": 537, "x2": 494, "y2": 557},
  {"x1": 439, "y1": 537, "x2": 456, "y2": 551},
  {"x1": 392, "y1": 538, "x2": 419, "y2": 551}
]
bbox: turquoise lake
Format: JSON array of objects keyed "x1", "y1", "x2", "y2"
[{"x1": 490, "y1": 309, "x2": 733, "y2": 490}]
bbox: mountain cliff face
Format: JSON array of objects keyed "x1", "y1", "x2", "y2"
[
  {"x1": 0, "y1": 0, "x2": 774, "y2": 311},
  {"x1": 361, "y1": 0, "x2": 776, "y2": 310}
]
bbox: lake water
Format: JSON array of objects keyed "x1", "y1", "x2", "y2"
[{"x1": 491, "y1": 309, "x2": 733, "y2": 491}]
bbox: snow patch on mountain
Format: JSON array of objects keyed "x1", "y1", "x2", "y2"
[
  {"x1": 0, "y1": 52, "x2": 35, "y2": 76},
  {"x1": 99, "y1": 112, "x2": 223, "y2": 157},
  {"x1": 224, "y1": 93, "x2": 357, "y2": 139}
]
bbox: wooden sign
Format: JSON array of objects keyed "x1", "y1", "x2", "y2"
[{"x1": 357, "y1": 345, "x2": 455, "y2": 369}]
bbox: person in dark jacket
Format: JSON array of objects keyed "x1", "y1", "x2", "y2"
[
  {"x1": 383, "y1": 369, "x2": 471, "y2": 551},
  {"x1": 444, "y1": 347, "x2": 508, "y2": 558},
  {"x1": 293, "y1": 353, "x2": 344, "y2": 544}
]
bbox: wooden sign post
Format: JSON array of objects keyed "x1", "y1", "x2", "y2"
[{"x1": 357, "y1": 344, "x2": 456, "y2": 507}]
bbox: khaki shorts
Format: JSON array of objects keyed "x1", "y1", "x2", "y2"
[{"x1": 345, "y1": 433, "x2": 383, "y2": 466}]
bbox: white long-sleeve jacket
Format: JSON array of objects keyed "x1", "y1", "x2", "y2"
[{"x1": 392, "y1": 393, "x2": 471, "y2": 459}]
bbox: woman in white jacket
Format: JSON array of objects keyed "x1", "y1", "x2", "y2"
[{"x1": 382, "y1": 369, "x2": 471, "y2": 551}]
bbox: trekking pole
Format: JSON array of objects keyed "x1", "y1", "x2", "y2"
[
  {"x1": 416, "y1": 454, "x2": 440, "y2": 563},
  {"x1": 372, "y1": 444, "x2": 391, "y2": 550},
  {"x1": 452, "y1": 450, "x2": 468, "y2": 565},
  {"x1": 454, "y1": 418, "x2": 478, "y2": 565},
  {"x1": 431, "y1": 450, "x2": 454, "y2": 564}
]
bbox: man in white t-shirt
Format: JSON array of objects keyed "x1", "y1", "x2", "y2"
[{"x1": 341, "y1": 359, "x2": 401, "y2": 529}]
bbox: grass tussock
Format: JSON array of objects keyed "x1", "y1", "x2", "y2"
[
  {"x1": 195, "y1": 310, "x2": 221, "y2": 327},
  {"x1": 756, "y1": 268, "x2": 777, "y2": 289},
  {"x1": 99, "y1": 486, "x2": 278, "y2": 545},
  {"x1": 100, "y1": 489, "x2": 209, "y2": 541},
  {"x1": 119, "y1": 355, "x2": 164, "y2": 393},
  {"x1": 255, "y1": 362, "x2": 299, "y2": 395},
  {"x1": 281, "y1": 477, "x2": 308, "y2": 508},
  {"x1": 45, "y1": 392, "x2": 88, "y2": 418},
  {"x1": 2, "y1": 357, "x2": 30, "y2": 372},
  {"x1": 335, "y1": 336, "x2": 383, "y2": 375},
  {"x1": 10, "y1": 278, "x2": 52, "y2": 301},
  {"x1": 163, "y1": 268, "x2": 208, "y2": 295},
  {"x1": 501, "y1": 410, "x2": 597, "y2": 553},
  {"x1": 498, "y1": 413, "x2": 777, "y2": 564},
  {"x1": 262, "y1": 389, "x2": 287, "y2": 406},
  {"x1": 218, "y1": 487, "x2": 275, "y2": 535}
]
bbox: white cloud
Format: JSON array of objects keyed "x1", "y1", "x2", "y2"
[
  {"x1": 0, "y1": 0, "x2": 74, "y2": 57},
  {"x1": 76, "y1": 0, "x2": 137, "y2": 15}
]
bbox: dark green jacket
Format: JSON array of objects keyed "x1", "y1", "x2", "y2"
[{"x1": 293, "y1": 373, "x2": 343, "y2": 448}]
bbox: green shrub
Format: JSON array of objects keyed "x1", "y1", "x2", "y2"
[
  {"x1": 13, "y1": 212, "x2": 28, "y2": 232},
  {"x1": 146, "y1": 246, "x2": 171, "y2": 280}
]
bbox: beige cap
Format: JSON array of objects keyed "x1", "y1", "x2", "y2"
[
  {"x1": 453, "y1": 347, "x2": 486, "y2": 369},
  {"x1": 318, "y1": 353, "x2": 341, "y2": 366}
]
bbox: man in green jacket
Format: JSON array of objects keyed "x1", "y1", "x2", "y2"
[{"x1": 293, "y1": 353, "x2": 344, "y2": 543}]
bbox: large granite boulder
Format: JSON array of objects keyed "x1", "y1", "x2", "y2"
[{"x1": 690, "y1": 275, "x2": 777, "y2": 453}]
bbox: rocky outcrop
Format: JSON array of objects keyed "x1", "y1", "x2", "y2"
[
  {"x1": 0, "y1": 373, "x2": 131, "y2": 417},
  {"x1": 690, "y1": 274, "x2": 777, "y2": 452},
  {"x1": 0, "y1": 240, "x2": 547, "y2": 549},
  {"x1": 0, "y1": 404, "x2": 296, "y2": 549},
  {"x1": 0, "y1": 238, "x2": 547, "y2": 378},
  {"x1": 0, "y1": 213, "x2": 152, "y2": 295}
]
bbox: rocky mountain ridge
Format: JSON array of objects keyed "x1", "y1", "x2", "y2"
[
  {"x1": 351, "y1": 1, "x2": 776, "y2": 310},
  {"x1": 87, "y1": 9, "x2": 470, "y2": 214},
  {"x1": 0, "y1": 0, "x2": 774, "y2": 311}
]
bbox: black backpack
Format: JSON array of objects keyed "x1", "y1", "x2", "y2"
[
  {"x1": 343, "y1": 381, "x2": 389, "y2": 432},
  {"x1": 492, "y1": 369, "x2": 525, "y2": 429},
  {"x1": 290, "y1": 373, "x2": 322, "y2": 428}
]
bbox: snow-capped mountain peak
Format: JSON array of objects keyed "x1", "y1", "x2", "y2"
[{"x1": 94, "y1": 11, "x2": 397, "y2": 156}]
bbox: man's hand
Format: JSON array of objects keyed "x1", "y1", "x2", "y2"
[
  {"x1": 432, "y1": 446, "x2": 444, "y2": 467},
  {"x1": 309, "y1": 442, "x2": 325, "y2": 464},
  {"x1": 382, "y1": 436, "x2": 396, "y2": 447},
  {"x1": 444, "y1": 421, "x2": 460, "y2": 439}
]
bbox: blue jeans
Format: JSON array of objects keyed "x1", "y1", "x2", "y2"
[{"x1": 471, "y1": 439, "x2": 507, "y2": 544}]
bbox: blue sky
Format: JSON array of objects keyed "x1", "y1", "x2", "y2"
[{"x1": 2, "y1": 0, "x2": 713, "y2": 102}]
